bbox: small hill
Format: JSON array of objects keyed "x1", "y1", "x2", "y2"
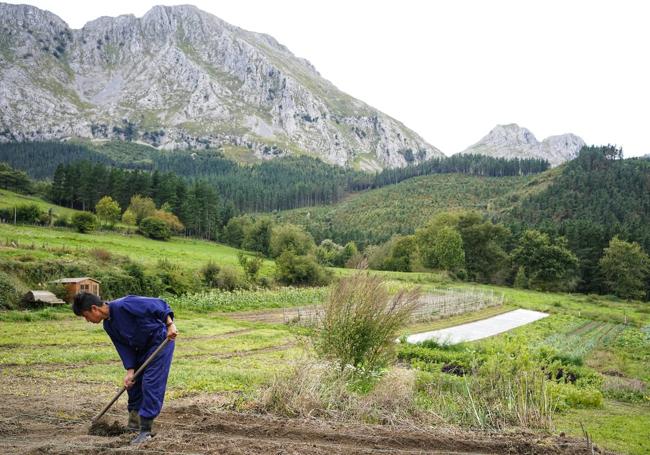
[
  {"x1": 508, "y1": 146, "x2": 650, "y2": 250},
  {"x1": 458, "y1": 124, "x2": 585, "y2": 167},
  {"x1": 275, "y1": 172, "x2": 551, "y2": 246}
]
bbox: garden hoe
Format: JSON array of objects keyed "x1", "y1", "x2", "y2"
[{"x1": 89, "y1": 337, "x2": 170, "y2": 435}]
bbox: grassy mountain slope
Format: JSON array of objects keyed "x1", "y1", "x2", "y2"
[
  {"x1": 275, "y1": 172, "x2": 555, "y2": 246},
  {"x1": 0, "y1": 189, "x2": 80, "y2": 218}
]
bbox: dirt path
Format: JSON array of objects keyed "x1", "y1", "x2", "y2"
[{"x1": 0, "y1": 376, "x2": 601, "y2": 455}]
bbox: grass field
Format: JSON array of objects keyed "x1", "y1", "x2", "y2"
[
  {"x1": 3, "y1": 280, "x2": 648, "y2": 453},
  {"x1": 0, "y1": 189, "x2": 80, "y2": 218},
  {"x1": 1, "y1": 218, "x2": 648, "y2": 453},
  {"x1": 0, "y1": 222, "x2": 273, "y2": 273}
]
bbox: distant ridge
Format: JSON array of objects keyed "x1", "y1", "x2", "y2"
[{"x1": 458, "y1": 124, "x2": 585, "y2": 166}]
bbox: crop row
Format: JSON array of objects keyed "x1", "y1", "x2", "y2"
[{"x1": 167, "y1": 287, "x2": 328, "y2": 312}]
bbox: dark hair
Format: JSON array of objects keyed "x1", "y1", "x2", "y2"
[{"x1": 72, "y1": 292, "x2": 104, "y2": 316}]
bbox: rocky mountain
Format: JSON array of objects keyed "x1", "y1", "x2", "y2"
[
  {"x1": 458, "y1": 124, "x2": 585, "y2": 167},
  {"x1": 0, "y1": 3, "x2": 443, "y2": 169}
]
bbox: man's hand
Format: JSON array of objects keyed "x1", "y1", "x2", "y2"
[
  {"x1": 166, "y1": 321, "x2": 178, "y2": 340},
  {"x1": 124, "y1": 369, "x2": 135, "y2": 389}
]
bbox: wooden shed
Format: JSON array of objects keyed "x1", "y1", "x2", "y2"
[
  {"x1": 51, "y1": 277, "x2": 101, "y2": 302},
  {"x1": 23, "y1": 291, "x2": 65, "y2": 306}
]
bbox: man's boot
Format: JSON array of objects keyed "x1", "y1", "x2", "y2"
[
  {"x1": 127, "y1": 410, "x2": 140, "y2": 432},
  {"x1": 130, "y1": 417, "x2": 153, "y2": 445}
]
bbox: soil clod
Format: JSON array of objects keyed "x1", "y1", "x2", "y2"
[{"x1": 88, "y1": 419, "x2": 128, "y2": 437}]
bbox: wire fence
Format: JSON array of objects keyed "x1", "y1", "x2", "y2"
[{"x1": 283, "y1": 289, "x2": 504, "y2": 327}]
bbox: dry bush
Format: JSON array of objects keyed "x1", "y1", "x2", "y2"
[
  {"x1": 89, "y1": 248, "x2": 112, "y2": 262},
  {"x1": 258, "y1": 360, "x2": 436, "y2": 426},
  {"x1": 315, "y1": 272, "x2": 420, "y2": 371}
]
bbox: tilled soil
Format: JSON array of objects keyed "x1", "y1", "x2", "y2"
[{"x1": 0, "y1": 375, "x2": 604, "y2": 455}]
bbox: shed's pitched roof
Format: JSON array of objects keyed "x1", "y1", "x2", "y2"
[{"x1": 51, "y1": 277, "x2": 100, "y2": 284}]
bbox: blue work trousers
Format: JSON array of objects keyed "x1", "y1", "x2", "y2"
[{"x1": 126, "y1": 339, "x2": 175, "y2": 419}]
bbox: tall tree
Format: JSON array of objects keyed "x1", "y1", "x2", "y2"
[
  {"x1": 95, "y1": 196, "x2": 121, "y2": 226},
  {"x1": 511, "y1": 230, "x2": 578, "y2": 291},
  {"x1": 599, "y1": 236, "x2": 650, "y2": 300}
]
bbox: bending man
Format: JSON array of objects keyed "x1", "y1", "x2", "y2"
[{"x1": 73, "y1": 292, "x2": 177, "y2": 444}]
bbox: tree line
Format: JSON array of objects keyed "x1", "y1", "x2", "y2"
[
  {"x1": 49, "y1": 161, "x2": 229, "y2": 240},
  {"x1": 0, "y1": 141, "x2": 549, "y2": 213},
  {"x1": 365, "y1": 210, "x2": 650, "y2": 300},
  {"x1": 506, "y1": 145, "x2": 650, "y2": 293}
]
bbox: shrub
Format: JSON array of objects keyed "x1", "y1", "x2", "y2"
[
  {"x1": 222, "y1": 215, "x2": 253, "y2": 248},
  {"x1": 200, "y1": 261, "x2": 221, "y2": 288},
  {"x1": 315, "y1": 239, "x2": 344, "y2": 266},
  {"x1": 0, "y1": 271, "x2": 20, "y2": 309},
  {"x1": 139, "y1": 216, "x2": 171, "y2": 240},
  {"x1": 121, "y1": 209, "x2": 137, "y2": 226},
  {"x1": 242, "y1": 217, "x2": 274, "y2": 255},
  {"x1": 95, "y1": 195, "x2": 121, "y2": 226},
  {"x1": 383, "y1": 235, "x2": 417, "y2": 272},
  {"x1": 123, "y1": 261, "x2": 165, "y2": 296},
  {"x1": 315, "y1": 273, "x2": 419, "y2": 371},
  {"x1": 366, "y1": 243, "x2": 391, "y2": 271},
  {"x1": 275, "y1": 251, "x2": 330, "y2": 286},
  {"x1": 89, "y1": 248, "x2": 112, "y2": 262},
  {"x1": 152, "y1": 209, "x2": 185, "y2": 233},
  {"x1": 216, "y1": 266, "x2": 247, "y2": 291},
  {"x1": 127, "y1": 194, "x2": 156, "y2": 224},
  {"x1": 599, "y1": 236, "x2": 650, "y2": 300},
  {"x1": 269, "y1": 223, "x2": 315, "y2": 258},
  {"x1": 238, "y1": 252, "x2": 263, "y2": 282},
  {"x1": 416, "y1": 224, "x2": 465, "y2": 271},
  {"x1": 155, "y1": 259, "x2": 199, "y2": 295},
  {"x1": 96, "y1": 271, "x2": 139, "y2": 300},
  {"x1": 71, "y1": 211, "x2": 98, "y2": 233},
  {"x1": 547, "y1": 382, "x2": 603, "y2": 410},
  {"x1": 0, "y1": 204, "x2": 43, "y2": 224},
  {"x1": 53, "y1": 214, "x2": 70, "y2": 227}
]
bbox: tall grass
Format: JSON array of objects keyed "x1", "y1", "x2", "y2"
[
  {"x1": 259, "y1": 360, "x2": 434, "y2": 425},
  {"x1": 416, "y1": 337, "x2": 559, "y2": 430},
  {"x1": 315, "y1": 272, "x2": 420, "y2": 371}
]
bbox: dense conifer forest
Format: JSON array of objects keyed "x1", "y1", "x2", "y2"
[{"x1": 0, "y1": 141, "x2": 548, "y2": 212}]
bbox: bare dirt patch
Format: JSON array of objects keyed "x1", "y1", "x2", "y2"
[{"x1": 0, "y1": 375, "x2": 605, "y2": 455}]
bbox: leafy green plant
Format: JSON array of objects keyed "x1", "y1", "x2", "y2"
[
  {"x1": 275, "y1": 251, "x2": 330, "y2": 286},
  {"x1": 139, "y1": 216, "x2": 171, "y2": 240},
  {"x1": 71, "y1": 211, "x2": 98, "y2": 233}
]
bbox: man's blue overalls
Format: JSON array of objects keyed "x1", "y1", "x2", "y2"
[{"x1": 103, "y1": 295, "x2": 175, "y2": 420}]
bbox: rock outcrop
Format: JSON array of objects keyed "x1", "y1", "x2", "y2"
[
  {"x1": 458, "y1": 124, "x2": 585, "y2": 167},
  {"x1": 0, "y1": 3, "x2": 443, "y2": 168}
]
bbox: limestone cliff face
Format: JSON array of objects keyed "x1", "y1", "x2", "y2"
[
  {"x1": 458, "y1": 124, "x2": 585, "y2": 167},
  {"x1": 0, "y1": 3, "x2": 443, "y2": 169}
]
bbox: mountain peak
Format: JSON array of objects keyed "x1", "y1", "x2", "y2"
[
  {"x1": 483, "y1": 124, "x2": 538, "y2": 147},
  {"x1": 0, "y1": 2, "x2": 442, "y2": 169},
  {"x1": 459, "y1": 125, "x2": 584, "y2": 166}
]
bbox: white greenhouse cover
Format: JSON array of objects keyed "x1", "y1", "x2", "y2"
[{"x1": 405, "y1": 309, "x2": 549, "y2": 345}]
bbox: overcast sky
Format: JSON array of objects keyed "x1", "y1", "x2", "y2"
[{"x1": 11, "y1": 0, "x2": 650, "y2": 157}]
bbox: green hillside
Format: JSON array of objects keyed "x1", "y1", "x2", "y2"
[
  {"x1": 0, "y1": 191, "x2": 275, "y2": 307},
  {"x1": 0, "y1": 188, "x2": 80, "y2": 218},
  {"x1": 275, "y1": 171, "x2": 554, "y2": 246}
]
